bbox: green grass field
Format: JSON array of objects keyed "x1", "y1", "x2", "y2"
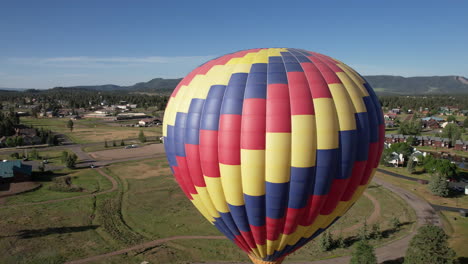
[
  {"x1": 440, "y1": 211, "x2": 468, "y2": 259},
  {"x1": 20, "y1": 117, "x2": 162, "y2": 144},
  {"x1": 4, "y1": 168, "x2": 112, "y2": 205}
]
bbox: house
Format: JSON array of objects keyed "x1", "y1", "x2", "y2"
[
  {"x1": 384, "y1": 113, "x2": 397, "y2": 120},
  {"x1": 138, "y1": 118, "x2": 155, "y2": 127},
  {"x1": 410, "y1": 150, "x2": 426, "y2": 163},
  {"x1": 15, "y1": 127, "x2": 37, "y2": 137},
  {"x1": 0, "y1": 160, "x2": 32, "y2": 183},
  {"x1": 390, "y1": 108, "x2": 401, "y2": 114},
  {"x1": 432, "y1": 137, "x2": 442, "y2": 148},
  {"x1": 454, "y1": 140, "x2": 468, "y2": 151},
  {"x1": 423, "y1": 119, "x2": 441, "y2": 129},
  {"x1": 388, "y1": 152, "x2": 404, "y2": 167},
  {"x1": 441, "y1": 138, "x2": 450, "y2": 148},
  {"x1": 22, "y1": 135, "x2": 42, "y2": 145}
]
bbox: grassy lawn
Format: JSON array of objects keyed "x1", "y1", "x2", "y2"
[
  {"x1": 440, "y1": 211, "x2": 468, "y2": 259},
  {"x1": 20, "y1": 117, "x2": 162, "y2": 144},
  {"x1": 0, "y1": 197, "x2": 121, "y2": 264},
  {"x1": 375, "y1": 170, "x2": 468, "y2": 210},
  {"x1": 5, "y1": 168, "x2": 112, "y2": 205}
]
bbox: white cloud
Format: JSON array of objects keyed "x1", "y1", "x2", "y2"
[{"x1": 7, "y1": 55, "x2": 215, "y2": 68}]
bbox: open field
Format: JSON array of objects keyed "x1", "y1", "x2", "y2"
[
  {"x1": 3, "y1": 168, "x2": 112, "y2": 205},
  {"x1": 102, "y1": 159, "x2": 415, "y2": 263},
  {"x1": 20, "y1": 117, "x2": 162, "y2": 144},
  {"x1": 0, "y1": 157, "x2": 416, "y2": 264},
  {"x1": 440, "y1": 211, "x2": 468, "y2": 258}
]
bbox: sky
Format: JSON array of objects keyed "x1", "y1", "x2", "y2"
[{"x1": 1, "y1": 0, "x2": 467, "y2": 89}]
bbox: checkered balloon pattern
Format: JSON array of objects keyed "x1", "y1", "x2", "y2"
[{"x1": 163, "y1": 48, "x2": 384, "y2": 263}]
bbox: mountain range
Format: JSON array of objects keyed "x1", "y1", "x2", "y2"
[{"x1": 2, "y1": 75, "x2": 468, "y2": 95}]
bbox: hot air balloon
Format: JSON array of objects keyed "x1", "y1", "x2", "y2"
[{"x1": 162, "y1": 48, "x2": 384, "y2": 264}]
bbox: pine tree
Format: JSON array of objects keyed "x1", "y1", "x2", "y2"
[
  {"x1": 404, "y1": 225, "x2": 455, "y2": 264},
  {"x1": 120, "y1": 139, "x2": 125, "y2": 146},
  {"x1": 138, "y1": 130, "x2": 146, "y2": 143},
  {"x1": 318, "y1": 230, "x2": 333, "y2": 252},
  {"x1": 350, "y1": 240, "x2": 377, "y2": 264}
]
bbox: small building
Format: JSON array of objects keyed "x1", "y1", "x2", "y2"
[
  {"x1": 0, "y1": 160, "x2": 33, "y2": 183},
  {"x1": 454, "y1": 140, "x2": 468, "y2": 151}
]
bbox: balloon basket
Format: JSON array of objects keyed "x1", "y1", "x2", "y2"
[{"x1": 248, "y1": 255, "x2": 284, "y2": 264}]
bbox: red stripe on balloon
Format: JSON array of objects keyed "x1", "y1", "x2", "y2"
[
  {"x1": 266, "y1": 83, "x2": 291, "y2": 133},
  {"x1": 376, "y1": 124, "x2": 385, "y2": 167},
  {"x1": 360, "y1": 142, "x2": 379, "y2": 185},
  {"x1": 282, "y1": 207, "x2": 305, "y2": 235},
  {"x1": 300, "y1": 62, "x2": 332, "y2": 99},
  {"x1": 266, "y1": 216, "x2": 285, "y2": 241},
  {"x1": 299, "y1": 195, "x2": 328, "y2": 226},
  {"x1": 218, "y1": 114, "x2": 242, "y2": 165},
  {"x1": 310, "y1": 52, "x2": 345, "y2": 73},
  {"x1": 340, "y1": 161, "x2": 367, "y2": 201},
  {"x1": 307, "y1": 56, "x2": 342, "y2": 84},
  {"x1": 185, "y1": 143, "x2": 206, "y2": 187},
  {"x1": 241, "y1": 98, "x2": 266, "y2": 150},
  {"x1": 172, "y1": 165, "x2": 192, "y2": 199},
  {"x1": 240, "y1": 230, "x2": 258, "y2": 249},
  {"x1": 250, "y1": 225, "x2": 266, "y2": 246},
  {"x1": 175, "y1": 156, "x2": 197, "y2": 195},
  {"x1": 320, "y1": 178, "x2": 349, "y2": 215},
  {"x1": 199, "y1": 130, "x2": 220, "y2": 178},
  {"x1": 287, "y1": 72, "x2": 315, "y2": 115}
]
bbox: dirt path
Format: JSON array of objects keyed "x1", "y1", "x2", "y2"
[
  {"x1": 339, "y1": 192, "x2": 381, "y2": 234},
  {"x1": 64, "y1": 236, "x2": 227, "y2": 264},
  {"x1": 0, "y1": 168, "x2": 117, "y2": 208}
]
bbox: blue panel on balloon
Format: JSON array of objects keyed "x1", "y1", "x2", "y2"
[
  {"x1": 288, "y1": 166, "x2": 315, "y2": 208},
  {"x1": 363, "y1": 96, "x2": 379, "y2": 143},
  {"x1": 227, "y1": 204, "x2": 251, "y2": 232},
  {"x1": 266, "y1": 182, "x2": 290, "y2": 219},
  {"x1": 200, "y1": 85, "x2": 226, "y2": 131},
  {"x1": 244, "y1": 194, "x2": 266, "y2": 226},
  {"x1": 245, "y1": 66, "x2": 267, "y2": 99},
  {"x1": 313, "y1": 149, "x2": 339, "y2": 195},
  {"x1": 174, "y1": 112, "x2": 187, "y2": 157},
  {"x1": 221, "y1": 73, "x2": 248, "y2": 115},
  {"x1": 355, "y1": 112, "x2": 370, "y2": 161},
  {"x1": 185, "y1": 99, "x2": 205, "y2": 145},
  {"x1": 337, "y1": 130, "x2": 357, "y2": 179}
]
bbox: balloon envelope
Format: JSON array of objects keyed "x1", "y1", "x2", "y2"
[{"x1": 163, "y1": 48, "x2": 384, "y2": 263}]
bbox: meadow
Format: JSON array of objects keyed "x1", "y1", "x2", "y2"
[{"x1": 20, "y1": 117, "x2": 162, "y2": 144}]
